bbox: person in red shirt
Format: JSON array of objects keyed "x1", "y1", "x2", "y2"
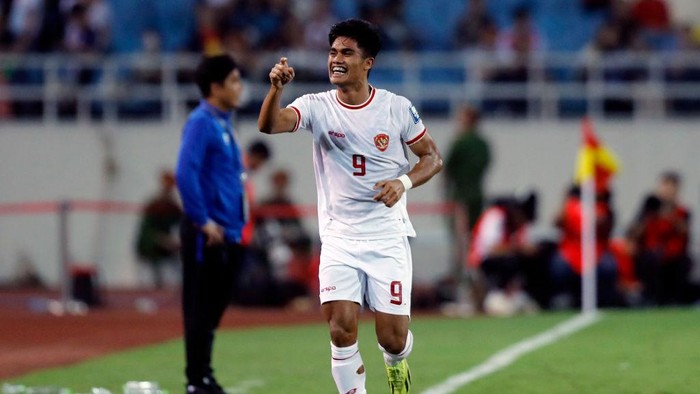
[
  {"x1": 549, "y1": 185, "x2": 620, "y2": 308},
  {"x1": 468, "y1": 192, "x2": 541, "y2": 312},
  {"x1": 628, "y1": 171, "x2": 692, "y2": 305},
  {"x1": 631, "y1": 0, "x2": 671, "y2": 31}
]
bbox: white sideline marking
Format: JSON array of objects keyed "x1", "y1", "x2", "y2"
[{"x1": 421, "y1": 312, "x2": 602, "y2": 394}]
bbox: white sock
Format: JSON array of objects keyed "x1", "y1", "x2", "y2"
[
  {"x1": 331, "y1": 342, "x2": 366, "y2": 394},
  {"x1": 379, "y1": 330, "x2": 414, "y2": 366}
]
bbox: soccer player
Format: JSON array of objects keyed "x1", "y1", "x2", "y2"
[{"x1": 258, "y1": 18, "x2": 442, "y2": 394}]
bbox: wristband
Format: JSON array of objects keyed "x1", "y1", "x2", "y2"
[{"x1": 398, "y1": 174, "x2": 413, "y2": 190}]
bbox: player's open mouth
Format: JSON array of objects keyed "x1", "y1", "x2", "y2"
[{"x1": 331, "y1": 66, "x2": 347, "y2": 76}]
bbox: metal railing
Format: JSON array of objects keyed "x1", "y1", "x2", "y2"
[{"x1": 0, "y1": 50, "x2": 699, "y2": 123}]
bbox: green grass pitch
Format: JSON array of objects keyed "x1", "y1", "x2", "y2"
[{"x1": 7, "y1": 309, "x2": 700, "y2": 393}]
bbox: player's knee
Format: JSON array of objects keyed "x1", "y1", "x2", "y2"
[
  {"x1": 329, "y1": 321, "x2": 357, "y2": 347},
  {"x1": 378, "y1": 334, "x2": 406, "y2": 355}
]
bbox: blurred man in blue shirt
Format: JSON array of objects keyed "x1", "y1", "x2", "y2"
[{"x1": 176, "y1": 53, "x2": 245, "y2": 394}]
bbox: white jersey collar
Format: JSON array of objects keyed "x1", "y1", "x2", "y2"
[{"x1": 335, "y1": 85, "x2": 376, "y2": 110}]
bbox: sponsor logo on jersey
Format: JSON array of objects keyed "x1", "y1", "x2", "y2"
[
  {"x1": 321, "y1": 286, "x2": 336, "y2": 293},
  {"x1": 374, "y1": 133, "x2": 389, "y2": 152},
  {"x1": 328, "y1": 130, "x2": 346, "y2": 138},
  {"x1": 409, "y1": 105, "x2": 421, "y2": 124}
]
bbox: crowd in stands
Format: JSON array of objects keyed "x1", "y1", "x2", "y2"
[
  {"x1": 2, "y1": 0, "x2": 698, "y2": 56},
  {"x1": 1, "y1": 0, "x2": 699, "y2": 119}
]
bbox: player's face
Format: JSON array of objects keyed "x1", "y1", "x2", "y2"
[
  {"x1": 215, "y1": 68, "x2": 243, "y2": 110},
  {"x1": 328, "y1": 37, "x2": 373, "y2": 86}
]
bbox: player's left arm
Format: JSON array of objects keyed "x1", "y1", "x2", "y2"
[{"x1": 373, "y1": 132, "x2": 443, "y2": 207}]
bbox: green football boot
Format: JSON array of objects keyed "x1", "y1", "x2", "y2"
[{"x1": 385, "y1": 359, "x2": 411, "y2": 393}]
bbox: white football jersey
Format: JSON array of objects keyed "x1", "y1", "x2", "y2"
[{"x1": 288, "y1": 87, "x2": 426, "y2": 239}]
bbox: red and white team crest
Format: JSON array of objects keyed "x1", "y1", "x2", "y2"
[{"x1": 374, "y1": 133, "x2": 389, "y2": 152}]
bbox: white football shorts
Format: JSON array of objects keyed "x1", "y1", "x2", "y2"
[{"x1": 319, "y1": 235, "x2": 413, "y2": 316}]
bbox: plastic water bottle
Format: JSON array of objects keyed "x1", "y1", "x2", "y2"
[
  {"x1": 2, "y1": 383, "x2": 26, "y2": 394},
  {"x1": 122, "y1": 382, "x2": 162, "y2": 394}
]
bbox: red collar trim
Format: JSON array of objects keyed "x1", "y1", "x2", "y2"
[{"x1": 335, "y1": 86, "x2": 375, "y2": 110}]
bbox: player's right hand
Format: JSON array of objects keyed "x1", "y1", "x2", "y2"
[
  {"x1": 373, "y1": 179, "x2": 404, "y2": 208},
  {"x1": 201, "y1": 221, "x2": 225, "y2": 246},
  {"x1": 269, "y1": 57, "x2": 295, "y2": 89}
]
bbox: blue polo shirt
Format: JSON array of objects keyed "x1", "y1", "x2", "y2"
[{"x1": 176, "y1": 100, "x2": 246, "y2": 243}]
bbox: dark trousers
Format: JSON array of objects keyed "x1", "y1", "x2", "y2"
[
  {"x1": 550, "y1": 251, "x2": 620, "y2": 308},
  {"x1": 636, "y1": 251, "x2": 691, "y2": 306},
  {"x1": 180, "y1": 220, "x2": 243, "y2": 383},
  {"x1": 481, "y1": 255, "x2": 521, "y2": 290}
]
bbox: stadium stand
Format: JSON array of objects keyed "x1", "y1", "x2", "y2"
[{"x1": 0, "y1": 0, "x2": 698, "y2": 120}]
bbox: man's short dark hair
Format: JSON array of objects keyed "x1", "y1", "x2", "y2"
[
  {"x1": 195, "y1": 54, "x2": 239, "y2": 98},
  {"x1": 328, "y1": 18, "x2": 382, "y2": 59},
  {"x1": 247, "y1": 140, "x2": 271, "y2": 160}
]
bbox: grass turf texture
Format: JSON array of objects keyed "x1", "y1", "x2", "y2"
[{"x1": 7, "y1": 309, "x2": 699, "y2": 393}]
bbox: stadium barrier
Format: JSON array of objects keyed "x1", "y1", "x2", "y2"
[{"x1": 1, "y1": 51, "x2": 699, "y2": 123}]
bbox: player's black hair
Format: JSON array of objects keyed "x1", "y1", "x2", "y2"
[
  {"x1": 518, "y1": 191, "x2": 538, "y2": 222},
  {"x1": 247, "y1": 139, "x2": 271, "y2": 160},
  {"x1": 328, "y1": 18, "x2": 382, "y2": 59},
  {"x1": 195, "y1": 54, "x2": 239, "y2": 98},
  {"x1": 491, "y1": 190, "x2": 538, "y2": 223}
]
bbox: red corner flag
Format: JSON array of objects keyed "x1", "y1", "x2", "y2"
[{"x1": 574, "y1": 118, "x2": 619, "y2": 191}]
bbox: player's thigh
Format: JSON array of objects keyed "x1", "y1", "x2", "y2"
[
  {"x1": 362, "y1": 236, "x2": 413, "y2": 315},
  {"x1": 319, "y1": 236, "x2": 365, "y2": 305}
]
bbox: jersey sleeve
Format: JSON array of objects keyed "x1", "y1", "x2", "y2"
[
  {"x1": 287, "y1": 94, "x2": 313, "y2": 133},
  {"x1": 398, "y1": 96, "x2": 427, "y2": 146}
]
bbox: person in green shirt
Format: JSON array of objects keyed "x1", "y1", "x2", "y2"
[
  {"x1": 444, "y1": 105, "x2": 492, "y2": 232},
  {"x1": 443, "y1": 105, "x2": 492, "y2": 311},
  {"x1": 136, "y1": 170, "x2": 182, "y2": 289}
]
